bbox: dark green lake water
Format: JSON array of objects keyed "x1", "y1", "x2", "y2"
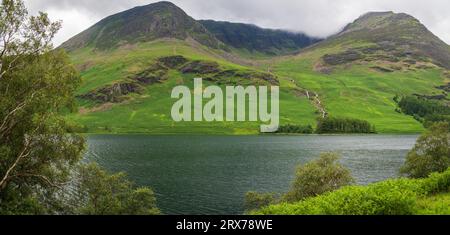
[{"x1": 85, "y1": 135, "x2": 418, "y2": 215}]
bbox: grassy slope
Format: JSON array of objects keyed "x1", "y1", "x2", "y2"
[
  {"x1": 66, "y1": 39, "x2": 317, "y2": 134},
  {"x1": 259, "y1": 41, "x2": 447, "y2": 133},
  {"x1": 67, "y1": 36, "x2": 447, "y2": 134}
]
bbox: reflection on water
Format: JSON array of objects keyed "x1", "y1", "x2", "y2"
[{"x1": 85, "y1": 135, "x2": 418, "y2": 215}]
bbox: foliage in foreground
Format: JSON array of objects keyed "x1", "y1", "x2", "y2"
[
  {"x1": 416, "y1": 192, "x2": 450, "y2": 215},
  {"x1": 0, "y1": 0, "x2": 84, "y2": 214},
  {"x1": 245, "y1": 153, "x2": 353, "y2": 211},
  {"x1": 400, "y1": 122, "x2": 450, "y2": 178},
  {"x1": 252, "y1": 168, "x2": 450, "y2": 215},
  {"x1": 284, "y1": 153, "x2": 354, "y2": 202},
  {"x1": 0, "y1": 0, "x2": 160, "y2": 215},
  {"x1": 72, "y1": 164, "x2": 160, "y2": 215}
]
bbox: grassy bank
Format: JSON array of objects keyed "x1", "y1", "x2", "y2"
[{"x1": 253, "y1": 168, "x2": 450, "y2": 215}]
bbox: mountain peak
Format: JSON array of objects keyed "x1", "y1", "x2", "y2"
[
  {"x1": 324, "y1": 11, "x2": 450, "y2": 69},
  {"x1": 341, "y1": 11, "x2": 420, "y2": 35},
  {"x1": 61, "y1": 1, "x2": 221, "y2": 51},
  {"x1": 126, "y1": 1, "x2": 181, "y2": 14}
]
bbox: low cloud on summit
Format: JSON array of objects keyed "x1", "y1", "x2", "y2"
[{"x1": 23, "y1": 0, "x2": 450, "y2": 46}]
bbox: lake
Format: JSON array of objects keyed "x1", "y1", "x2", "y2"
[{"x1": 85, "y1": 135, "x2": 418, "y2": 215}]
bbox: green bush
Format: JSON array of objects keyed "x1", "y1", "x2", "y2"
[
  {"x1": 416, "y1": 193, "x2": 450, "y2": 215},
  {"x1": 253, "y1": 168, "x2": 450, "y2": 215},
  {"x1": 400, "y1": 122, "x2": 450, "y2": 178},
  {"x1": 244, "y1": 153, "x2": 353, "y2": 211},
  {"x1": 73, "y1": 164, "x2": 160, "y2": 215},
  {"x1": 284, "y1": 153, "x2": 354, "y2": 202},
  {"x1": 420, "y1": 169, "x2": 450, "y2": 194}
]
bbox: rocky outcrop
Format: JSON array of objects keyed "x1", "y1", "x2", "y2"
[
  {"x1": 444, "y1": 71, "x2": 450, "y2": 79},
  {"x1": 437, "y1": 83, "x2": 450, "y2": 92},
  {"x1": 79, "y1": 63, "x2": 169, "y2": 103},
  {"x1": 250, "y1": 72, "x2": 279, "y2": 85},
  {"x1": 206, "y1": 69, "x2": 279, "y2": 86},
  {"x1": 414, "y1": 93, "x2": 448, "y2": 101},
  {"x1": 180, "y1": 61, "x2": 221, "y2": 74},
  {"x1": 323, "y1": 50, "x2": 364, "y2": 66},
  {"x1": 133, "y1": 63, "x2": 169, "y2": 84},
  {"x1": 157, "y1": 55, "x2": 188, "y2": 69},
  {"x1": 370, "y1": 66, "x2": 394, "y2": 73},
  {"x1": 79, "y1": 55, "x2": 280, "y2": 104},
  {"x1": 80, "y1": 82, "x2": 143, "y2": 103}
]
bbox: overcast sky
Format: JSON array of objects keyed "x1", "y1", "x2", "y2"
[{"x1": 23, "y1": 0, "x2": 450, "y2": 46}]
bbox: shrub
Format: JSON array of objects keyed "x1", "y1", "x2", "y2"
[
  {"x1": 400, "y1": 122, "x2": 450, "y2": 178},
  {"x1": 283, "y1": 153, "x2": 354, "y2": 202},
  {"x1": 416, "y1": 193, "x2": 450, "y2": 215},
  {"x1": 73, "y1": 164, "x2": 160, "y2": 215}
]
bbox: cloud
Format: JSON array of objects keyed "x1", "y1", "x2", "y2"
[{"x1": 23, "y1": 0, "x2": 450, "y2": 46}]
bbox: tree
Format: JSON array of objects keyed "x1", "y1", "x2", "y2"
[
  {"x1": 72, "y1": 164, "x2": 160, "y2": 215},
  {"x1": 0, "y1": 0, "x2": 61, "y2": 80},
  {"x1": 316, "y1": 117, "x2": 376, "y2": 134},
  {"x1": 0, "y1": 0, "x2": 160, "y2": 215},
  {"x1": 284, "y1": 153, "x2": 354, "y2": 202},
  {"x1": 400, "y1": 122, "x2": 450, "y2": 178},
  {"x1": 0, "y1": 0, "x2": 84, "y2": 214}
]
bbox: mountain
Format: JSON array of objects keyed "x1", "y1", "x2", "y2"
[
  {"x1": 62, "y1": 3, "x2": 450, "y2": 134},
  {"x1": 266, "y1": 11, "x2": 450, "y2": 133},
  {"x1": 61, "y1": 1, "x2": 223, "y2": 51},
  {"x1": 62, "y1": 2, "x2": 315, "y2": 134},
  {"x1": 199, "y1": 20, "x2": 321, "y2": 55},
  {"x1": 313, "y1": 11, "x2": 450, "y2": 70}
]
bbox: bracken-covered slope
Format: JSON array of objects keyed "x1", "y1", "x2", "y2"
[
  {"x1": 61, "y1": 1, "x2": 223, "y2": 51},
  {"x1": 199, "y1": 20, "x2": 321, "y2": 55}
]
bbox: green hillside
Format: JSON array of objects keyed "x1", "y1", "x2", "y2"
[
  {"x1": 256, "y1": 12, "x2": 450, "y2": 133},
  {"x1": 63, "y1": 4, "x2": 450, "y2": 134},
  {"x1": 261, "y1": 47, "x2": 446, "y2": 133},
  {"x1": 65, "y1": 39, "x2": 317, "y2": 134}
]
